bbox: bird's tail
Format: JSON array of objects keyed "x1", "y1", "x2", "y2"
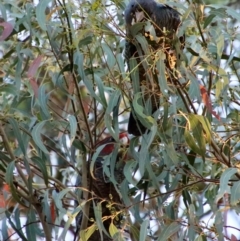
[{"x1": 128, "y1": 111, "x2": 147, "y2": 136}]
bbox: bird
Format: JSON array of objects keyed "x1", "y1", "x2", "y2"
[
  {"x1": 74, "y1": 132, "x2": 129, "y2": 241},
  {"x1": 125, "y1": 0, "x2": 184, "y2": 136}
]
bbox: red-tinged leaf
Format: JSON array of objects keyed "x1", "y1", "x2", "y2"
[
  {"x1": 0, "y1": 22, "x2": 14, "y2": 41},
  {"x1": 231, "y1": 234, "x2": 238, "y2": 241},
  {"x1": 27, "y1": 55, "x2": 43, "y2": 78},
  {"x1": 50, "y1": 200, "x2": 56, "y2": 223},
  {"x1": 82, "y1": 98, "x2": 90, "y2": 115},
  {"x1": 0, "y1": 195, "x2": 6, "y2": 208},
  {"x1": 3, "y1": 184, "x2": 10, "y2": 192},
  {"x1": 29, "y1": 77, "x2": 39, "y2": 98},
  {"x1": 0, "y1": 184, "x2": 12, "y2": 208},
  {"x1": 27, "y1": 56, "x2": 42, "y2": 98},
  {"x1": 199, "y1": 84, "x2": 220, "y2": 120}
]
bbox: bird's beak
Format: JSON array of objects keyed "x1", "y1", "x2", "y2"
[{"x1": 133, "y1": 11, "x2": 145, "y2": 24}]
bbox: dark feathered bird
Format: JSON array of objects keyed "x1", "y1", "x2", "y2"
[
  {"x1": 74, "y1": 133, "x2": 129, "y2": 241},
  {"x1": 125, "y1": 0, "x2": 184, "y2": 136}
]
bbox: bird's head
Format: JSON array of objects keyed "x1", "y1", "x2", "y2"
[{"x1": 125, "y1": 0, "x2": 156, "y2": 26}]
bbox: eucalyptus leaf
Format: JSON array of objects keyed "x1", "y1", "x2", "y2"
[
  {"x1": 32, "y1": 121, "x2": 49, "y2": 154},
  {"x1": 36, "y1": 0, "x2": 52, "y2": 31},
  {"x1": 215, "y1": 168, "x2": 237, "y2": 203}
]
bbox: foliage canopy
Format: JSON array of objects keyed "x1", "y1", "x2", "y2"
[{"x1": 0, "y1": 0, "x2": 240, "y2": 240}]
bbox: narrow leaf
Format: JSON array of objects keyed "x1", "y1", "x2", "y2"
[
  {"x1": 68, "y1": 115, "x2": 77, "y2": 144},
  {"x1": 32, "y1": 121, "x2": 49, "y2": 154},
  {"x1": 157, "y1": 222, "x2": 180, "y2": 241},
  {"x1": 0, "y1": 22, "x2": 13, "y2": 41},
  {"x1": 139, "y1": 219, "x2": 149, "y2": 241},
  {"x1": 36, "y1": 0, "x2": 52, "y2": 31},
  {"x1": 38, "y1": 85, "x2": 51, "y2": 119},
  {"x1": 109, "y1": 223, "x2": 118, "y2": 237},
  {"x1": 31, "y1": 157, "x2": 48, "y2": 186},
  {"x1": 27, "y1": 55, "x2": 43, "y2": 78},
  {"x1": 8, "y1": 118, "x2": 26, "y2": 155},
  {"x1": 215, "y1": 168, "x2": 237, "y2": 203},
  {"x1": 230, "y1": 181, "x2": 240, "y2": 206}
]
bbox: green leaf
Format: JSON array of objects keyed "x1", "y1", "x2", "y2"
[
  {"x1": 195, "y1": 115, "x2": 211, "y2": 143},
  {"x1": 188, "y1": 204, "x2": 196, "y2": 239},
  {"x1": 139, "y1": 139, "x2": 149, "y2": 176},
  {"x1": 38, "y1": 84, "x2": 51, "y2": 119},
  {"x1": 215, "y1": 211, "x2": 224, "y2": 241},
  {"x1": 226, "y1": 7, "x2": 240, "y2": 22},
  {"x1": 32, "y1": 121, "x2": 49, "y2": 154},
  {"x1": 0, "y1": 84, "x2": 18, "y2": 96},
  {"x1": 78, "y1": 35, "x2": 93, "y2": 48},
  {"x1": 106, "y1": 90, "x2": 121, "y2": 115},
  {"x1": 230, "y1": 181, "x2": 240, "y2": 206},
  {"x1": 101, "y1": 43, "x2": 116, "y2": 68},
  {"x1": 5, "y1": 210, "x2": 28, "y2": 241},
  {"x1": 72, "y1": 139, "x2": 87, "y2": 153},
  {"x1": 129, "y1": 22, "x2": 146, "y2": 36},
  {"x1": 182, "y1": 189, "x2": 191, "y2": 209},
  {"x1": 201, "y1": 64, "x2": 228, "y2": 100},
  {"x1": 204, "y1": 14, "x2": 216, "y2": 29},
  {"x1": 129, "y1": 224, "x2": 140, "y2": 241},
  {"x1": 139, "y1": 219, "x2": 149, "y2": 241},
  {"x1": 116, "y1": 53, "x2": 126, "y2": 80},
  {"x1": 59, "y1": 210, "x2": 76, "y2": 241},
  {"x1": 135, "y1": 34, "x2": 150, "y2": 54},
  {"x1": 68, "y1": 115, "x2": 77, "y2": 144},
  {"x1": 42, "y1": 191, "x2": 53, "y2": 223},
  {"x1": 95, "y1": 75, "x2": 107, "y2": 108},
  {"x1": 185, "y1": 114, "x2": 211, "y2": 157},
  {"x1": 74, "y1": 51, "x2": 102, "y2": 103},
  {"x1": 132, "y1": 92, "x2": 157, "y2": 130},
  {"x1": 190, "y1": 116, "x2": 205, "y2": 154},
  {"x1": 145, "y1": 160, "x2": 159, "y2": 191},
  {"x1": 156, "y1": 50, "x2": 169, "y2": 97},
  {"x1": 157, "y1": 222, "x2": 180, "y2": 241},
  {"x1": 215, "y1": 30, "x2": 224, "y2": 61},
  {"x1": 26, "y1": 209, "x2": 37, "y2": 241},
  {"x1": 36, "y1": 0, "x2": 52, "y2": 31},
  {"x1": 52, "y1": 188, "x2": 71, "y2": 214},
  {"x1": 165, "y1": 141, "x2": 179, "y2": 164},
  {"x1": 8, "y1": 118, "x2": 26, "y2": 155},
  {"x1": 215, "y1": 69, "x2": 229, "y2": 100},
  {"x1": 5, "y1": 162, "x2": 23, "y2": 205},
  {"x1": 31, "y1": 156, "x2": 49, "y2": 186},
  {"x1": 93, "y1": 202, "x2": 109, "y2": 237},
  {"x1": 184, "y1": 129, "x2": 202, "y2": 155},
  {"x1": 124, "y1": 160, "x2": 138, "y2": 185},
  {"x1": 0, "y1": 4, "x2": 7, "y2": 20},
  {"x1": 1, "y1": 217, "x2": 8, "y2": 240},
  {"x1": 215, "y1": 168, "x2": 237, "y2": 203},
  {"x1": 105, "y1": 89, "x2": 121, "y2": 140},
  {"x1": 14, "y1": 208, "x2": 24, "y2": 236},
  {"x1": 80, "y1": 224, "x2": 97, "y2": 241},
  {"x1": 104, "y1": 113, "x2": 115, "y2": 141},
  {"x1": 208, "y1": 8, "x2": 226, "y2": 19},
  {"x1": 109, "y1": 222, "x2": 118, "y2": 237}
]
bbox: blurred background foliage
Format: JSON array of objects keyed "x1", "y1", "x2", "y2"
[{"x1": 0, "y1": 0, "x2": 240, "y2": 240}]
